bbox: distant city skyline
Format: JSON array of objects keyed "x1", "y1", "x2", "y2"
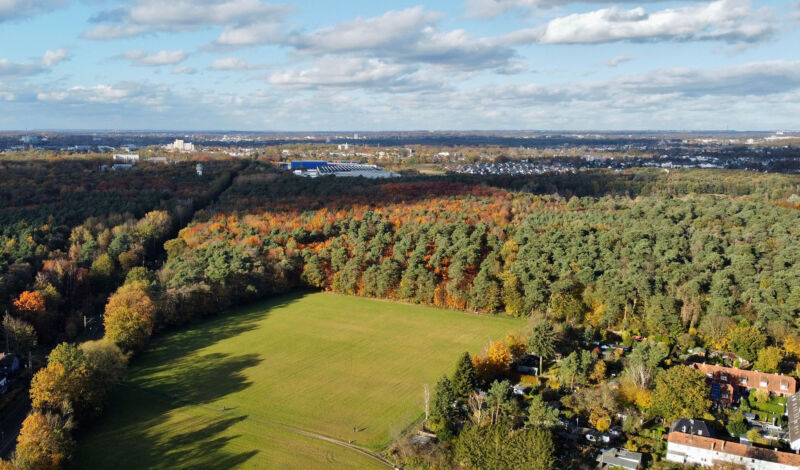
[{"x1": 0, "y1": 0, "x2": 798, "y2": 131}]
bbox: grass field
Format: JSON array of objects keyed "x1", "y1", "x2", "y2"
[{"x1": 73, "y1": 292, "x2": 524, "y2": 469}]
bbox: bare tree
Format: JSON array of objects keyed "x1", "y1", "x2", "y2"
[{"x1": 423, "y1": 384, "x2": 430, "y2": 421}]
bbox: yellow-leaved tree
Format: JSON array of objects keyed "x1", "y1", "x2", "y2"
[
  {"x1": 103, "y1": 281, "x2": 155, "y2": 352},
  {"x1": 13, "y1": 412, "x2": 73, "y2": 470}
]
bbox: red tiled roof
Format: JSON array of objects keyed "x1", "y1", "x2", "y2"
[
  {"x1": 692, "y1": 363, "x2": 797, "y2": 395},
  {"x1": 668, "y1": 432, "x2": 800, "y2": 467}
]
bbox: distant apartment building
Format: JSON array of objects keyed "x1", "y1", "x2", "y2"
[
  {"x1": 166, "y1": 139, "x2": 195, "y2": 152},
  {"x1": 692, "y1": 363, "x2": 797, "y2": 405},
  {"x1": 667, "y1": 431, "x2": 800, "y2": 470},
  {"x1": 113, "y1": 153, "x2": 139, "y2": 163}
]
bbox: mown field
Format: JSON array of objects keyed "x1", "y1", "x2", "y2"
[{"x1": 73, "y1": 292, "x2": 524, "y2": 469}]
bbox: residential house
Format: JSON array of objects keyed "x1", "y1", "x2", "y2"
[
  {"x1": 787, "y1": 393, "x2": 800, "y2": 452},
  {"x1": 669, "y1": 418, "x2": 712, "y2": 437},
  {"x1": 692, "y1": 363, "x2": 797, "y2": 406},
  {"x1": 0, "y1": 353, "x2": 20, "y2": 394},
  {"x1": 666, "y1": 430, "x2": 800, "y2": 470},
  {"x1": 596, "y1": 448, "x2": 643, "y2": 469}
]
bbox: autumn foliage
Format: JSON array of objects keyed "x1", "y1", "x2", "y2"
[
  {"x1": 103, "y1": 282, "x2": 156, "y2": 352},
  {"x1": 12, "y1": 413, "x2": 73, "y2": 470},
  {"x1": 13, "y1": 291, "x2": 46, "y2": 317}
]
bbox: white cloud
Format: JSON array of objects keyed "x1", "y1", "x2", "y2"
[
  {"x1": 41, "y1": 48, "x2": 68, "y2": 67},
  {"x1": 8, "y1": 59, "x2": 800, "y2": 130},
  {"x1": 0, "y1": 59, "x2": 44, "y2": 77},
  {"x1": 465, "y1": 0, "x2": 702, "y2": 18},
  {"x1": 210, "y1": 57, "x2": 251, "y2": 70},
  {"x1": 0, "y1": 0, "x2": 66, "y2": 23},
  {"x1": 172, "y1": 66, "x2": 196, "y2": 75},
  {"x1": 613, "y1": 61, "x2": 800, "y2": 97},
  {"x1": 128, "y1": 0, "x2": 288, "y2": 30},
  {"x1": 37, "y1": 84, "x2": 136, "y2": 104},
  {"x1": 83, "y1": 0, "x2": 291, "y2": 42},
  {"x1": 287, "y1": 7, "x2": 516, "y2": 71},
  {"x1": 267, "y1": 57, "x2": 424, "y2": 91},
  {"x1": 603, "y1": 55, "x2": 633, "y2": 67},
  {"x1": 0, "y1": 49, "x2": 68, "y2": 77},
  {"x1": 290, "y1": 7, "x2": 440, "y2": 54},
  {"x1": 212, "y1": 21, "x2": 284, "y2": 47},
  {"x1": 120, "y1": 50, "x2": 188, "y2": 67},
  {"x1": 81, "y1": 24, "x2": 149, "y2": 40},
  {"x1": 507, "y1": 0, "x2": 774, "y2": 45}
]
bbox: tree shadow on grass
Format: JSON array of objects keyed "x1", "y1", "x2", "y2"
[
  {"x1": 150, "y1": 414, "x2": 257, "y2": 469},
  {"x1": 73, "y1": 292, "x2": 314, "y2": 469},
  {"x1": 130, "y1": 291, "x2": 310, "y2": 401},
  {"x1": 72, "y1": 386, "x2": 257, "y2": 470}
]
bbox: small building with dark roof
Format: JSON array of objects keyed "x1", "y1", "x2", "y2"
[
  {"x1": 596, "y1": 448, "x2": 643, "y2": 469},
  {"x1": 669, "y1": 418, "x2": 712, "y2": 438}
]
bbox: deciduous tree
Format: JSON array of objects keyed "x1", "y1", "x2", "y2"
[
  {"x1": 103, "y1": 282, "x2": 155, "y2": 351},
  {"x1": 651, "y1": 365, "x2": 710, "y2": 422}
]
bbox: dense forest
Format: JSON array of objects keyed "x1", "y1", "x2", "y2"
[
  {"x1": 3, "y1": 163, "x2": 800, "y2": 470},
  {"x1": 0, "y1": 160, "x2": 240, "y2": 348},
  {"x1": 156, "y1": 168, "x2": 800, "y2": 352}
]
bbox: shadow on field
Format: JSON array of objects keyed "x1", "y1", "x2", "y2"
[
  {"x1": 131, "y1": 292, "x2": 309, "y2": 403},
  {"x1": 72, "y1": 386, "x2": 258, "y2": 469},
  {"x1": 73, "y1": 292, "x2": 311, "y2": 469},
  {"x1": 151, "y1": 414, "x2": 256, "y2": 469}
]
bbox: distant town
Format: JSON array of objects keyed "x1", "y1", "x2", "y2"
[{"x1": 2, "y1": 131, "x2": 800, "y2": 177}]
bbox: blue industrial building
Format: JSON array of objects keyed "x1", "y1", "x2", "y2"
[{"x1": 289, "y1": 160, "x2": 328, "y2": 170}]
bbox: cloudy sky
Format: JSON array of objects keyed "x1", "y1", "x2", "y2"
[{"x1": 0, "y1": 0, "x2": 798, "y2": 130}]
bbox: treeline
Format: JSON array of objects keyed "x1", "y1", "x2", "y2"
[
  {"x1": 0, "y1": 160, "x2": 242, "y2": 470},
  {"x1": 4, "y1": 167, "x2": 800, "y2": 469},
  {"x1": 215, "y1": 167, "x2": 800, "y2": 208},
  {"x1": 0, "y1": 160, "x2": 240, "y2": 349},
  {"x1": 157, "y1": 170, "x2": 800, "y2": 350}
]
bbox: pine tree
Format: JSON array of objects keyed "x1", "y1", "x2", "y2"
[
  {"x1": 452, "y1": 352, "x2": 477, "y2": 401},
  {"x1": 431, "y1": 375, "x2": 456, "y2": 423},
  {"x1": 528, "y1": 318, "x2": 556, "y2": 376}
]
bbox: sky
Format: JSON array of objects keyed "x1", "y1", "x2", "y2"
[{"x1": 0, "y1": 0, "x2": 799, "y2": 131}]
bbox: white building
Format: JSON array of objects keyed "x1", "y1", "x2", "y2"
[
  {"x1": 113, "y1": 153, "x2": 139, "y2": 163},
  {"x1": 166, "y1": 139, "x2": 195, "y2": 152},
  {"x1": 787, "y1": 393, "x2": 800, "y2": 451},
  {"x1": 110, "y1": 163, "x2": 133, "y2": 171},
  {"x1": 667, "y1": 431, "x2": 800, "y2": 470}
]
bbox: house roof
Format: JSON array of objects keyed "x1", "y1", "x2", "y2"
[
  {"x1": 669, "y1": 418, "x2": 712, "y2": 437},
  {"x1": 692, "y1": 363, "x2": 797, "y2": 395},
  {"x1": 668, "y1": 431, "x2": 800, "y2": 467},
  {"x1": 0, "y1": 353, "x2": 17, "y2": 369},
  {"x1": 597, "y1": 448, "x2": 642, "y2": 469},
  {"x1": 787, "y1": 393, "x2": 800, "y2": 445}
]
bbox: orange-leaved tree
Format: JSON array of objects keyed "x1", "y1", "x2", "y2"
[
  {"x1": 13, "y1": 291, "x2": 46, "y2": 318},
  {"x1": 12, "y1": 412, "x2": 73, "y2": 470}
]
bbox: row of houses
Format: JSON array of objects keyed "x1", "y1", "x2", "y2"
[
  {"x1": 693, "y1": 362, "x2": 797, "y2": 403},
  {"x1": 599, "y1": 415, "x2": 800, "y2": 470},
  {"x1": 664, "y1": 363, "x2": 800, "y2": 469},
  {"x1": 667, "y1": 428, "x2": 800, "y2": 470}
]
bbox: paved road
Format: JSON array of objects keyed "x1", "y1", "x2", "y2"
[{"x1": 0, "y1": 392, "x2": 30, "y2": 458}]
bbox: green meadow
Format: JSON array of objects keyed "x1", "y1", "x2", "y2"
[{"x1": 74, "y1": 292, "x2": 524, "y2": 469}]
